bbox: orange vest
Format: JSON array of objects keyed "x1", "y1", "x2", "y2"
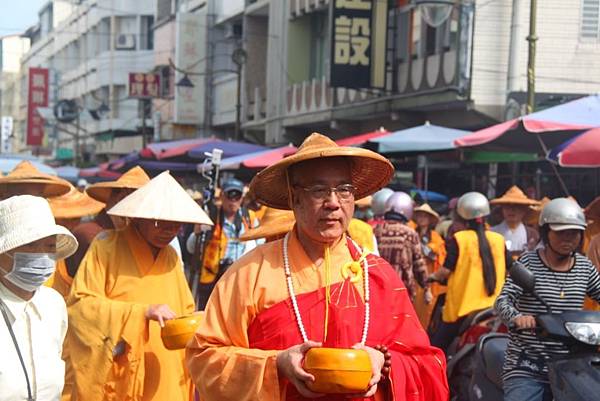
[
  {"x1": 443, "y1": 230, "x2": 506, "y2": 323},
  {"x1": 200, "y1": 209, "x2": 255, "y2": 284}
]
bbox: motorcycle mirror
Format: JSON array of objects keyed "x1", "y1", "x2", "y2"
[{"x1": 510, "y1": 261, "x2": 536, "y2": 293}]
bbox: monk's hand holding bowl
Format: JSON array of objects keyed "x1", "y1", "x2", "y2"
[
  {"x1": 146, "y1": 304, "x2": 177, "y2": 327},
  {"x1": 276, "y1": 341, "x2": 323, "y2": 398},
  {"x1": 344, "y1": 343, "x2": 385, "y2": 398}
]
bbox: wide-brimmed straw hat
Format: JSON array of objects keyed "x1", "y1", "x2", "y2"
[
  {"x1": 250, "y1": 133, "x2": 394, "y2": 210},
  {"x1": 0, "y1": 161, "x2": 71, "y2": 198},
  {"x1": 86, "y1": 166, "x2": 150, "y2": 203},
  {"x1": 585, "y1": 196, "x2": 600, "y2": 222},
  {"x1": 355, "y1": 196, "x2": 372, "y2": 209},
  {"x1": 48, "y1": 184, "x2": 106, "y2": 219},
  {"x1": 490, "y1": 186, "x2": 540, "y2": 206},
  {"x1": 0, "y1": 195, "x2": 78, "y2": 259},
  {"x1": 414, "y1": 203, "x2": 440, "y2": 222},
  {"x1": 525, "y1": 197, "x2": 551, "y2": 226},
  {"x1": 108, "y1": 171, "x2": 213, "y2": 226},
  {"x1": 239, "y1": 208, "x2": 295, "y2": 241}
]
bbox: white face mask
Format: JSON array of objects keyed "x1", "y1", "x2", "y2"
[{"x1": 3, "y1": 252, "x2": 56, "y2": 292}]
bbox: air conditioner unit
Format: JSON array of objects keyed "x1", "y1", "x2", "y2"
[
  {"x1": 224, "y1": 22, "x2": 242, "y2": 39},
  {"x1": 115, "y1": 34, "x2": 136, "y2": 50}
]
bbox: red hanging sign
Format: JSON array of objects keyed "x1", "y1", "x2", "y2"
[{"x1": 26, "y1": 67, "x2": 49, "y2": 146}]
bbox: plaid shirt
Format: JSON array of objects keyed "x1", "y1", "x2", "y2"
[{"x1": 374, "y1": 220, "x2": 429, "y2": 301}]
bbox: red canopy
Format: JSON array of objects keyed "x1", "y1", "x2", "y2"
[
  {"x1": 243, "y1": 145, "x2": 297, "y2": 168},
  {"x1": 549, "y1": 128, "x2": 600, "y2": 167},
  {"x1": 335, "y1": 128, "x2": 390, "y2": 146},
  {"x1": 140, "y1": 138, "x2": 219, "y2": 160}
]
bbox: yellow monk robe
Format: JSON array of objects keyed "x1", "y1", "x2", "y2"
[
  {"x1": 186, "y1": 228, "x2": 447, "y2": 401},
  {"x1": 44, "y1": 260, "x2": 76, "y2": 400},
  {"x1": 414, "y1": 230, "x2": 447, "y2": 328},
  {"x1": 45, "y1": 259, "x2": 73, "y2": 298},
  {"x1": 65, "y1": 225, "x2": 195, "y2": 401},
  {"x1": 347, "y1": 218, "x2": 376, "y2": 252}
]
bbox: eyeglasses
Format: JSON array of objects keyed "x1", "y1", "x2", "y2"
[
  {"x1": 225, "y1": 191, "x2": 243, "y2": 201},
  {"x1": 295, "y1": 184, "x2": 356, "y2": 202}
]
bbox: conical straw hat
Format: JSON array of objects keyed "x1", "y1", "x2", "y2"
[
  {"x1": 414, "y1": 203, "x2": 440, "y2": 222},
  {"x1": 250, "y1": 133, "x2": 394, "y2": 210},
  {"x1": 0, "y1": 161, "x2": 71, "y2": 198},
  {"x1": 48, "y1": 184, "x2": 105, "y2": 219},
  {"x1": 490, "y1": 185, "x2": 540, "y2": 206},
  {"x1": 239, "y1": 208, "x2": 295, "y2": 241},
  {"x1": 86, "y1": 166, "x2": 150, "y2": 203},
  {"x1": 108, "y1": 171, "x2": 213, "y2": 225}
]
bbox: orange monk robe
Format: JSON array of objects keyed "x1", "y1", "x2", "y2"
[
  {"x1": 186, "y1": 228, "x2": 447, "y2": 401},
  {"x1": 65, "y1": 226, "x2": 195, "y2": 401},
  {"x1": 413, "y1": 230, "x2": 446, "y2": 328},
  {"x1": 584, "y1": 233, "x2": 600, "y2": 311}
]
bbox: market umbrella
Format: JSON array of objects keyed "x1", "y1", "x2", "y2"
[
  {"x1": 335, "y1": 128, "x2": 390, "y2": 146},
  {"x1": 548, "y1": 128, "x2": 600, "y2": 167},
  {"x1": 140, "y1": 137, "x2": 219, "y2": 160},
  {"x1": 368, "y1": 122, "x2": 470, "y2": 153},
  {"x1": 188, "y1": 140, "x2": 267, "y2": 160},
  {"x1": 0, "y1": 156, "x2": 56, "y2": 175},
  {"x1": 197, "y1": 144, "x2": 298, "y2": 173},
  {"x1": 454, "y1": 94, "x2": 600, "y2": 152}
]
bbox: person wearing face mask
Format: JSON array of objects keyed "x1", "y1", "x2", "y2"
[
  {"x1": 495, "y1": 198, "x2": 600, "y2": 401},
  {"x1": 65, "y1": 172, "x2": 212, "y2": 401},
  {"x1": 0, "y1": 195, "x2": 78, "y2": 401}
]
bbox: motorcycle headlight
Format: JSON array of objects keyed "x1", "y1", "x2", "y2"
[{"x1": 565, "y1": 322, "x2": 600, "y2": 345}]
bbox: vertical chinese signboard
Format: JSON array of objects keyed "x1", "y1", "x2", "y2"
[
  {"x1": 330, "y1": 0, "x2": 388, "y2": 89},
  {"x1": 174, "y1": 12, "x2": 207, "y2": 125},
  {"x1": 26, "y1": 67, "x2": 49, "y2": 146},
  {"x1": 128, "y1": 73, "x2": 161, "y2": 98}
]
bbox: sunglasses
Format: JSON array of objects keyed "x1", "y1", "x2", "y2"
[{"x1": 225, "y1": 191, "x2": 243, "y2": 200}]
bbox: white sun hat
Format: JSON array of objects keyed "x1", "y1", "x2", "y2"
[
  {"x1": 108, "y1": 171, "x2": 214, "y2": 226},
  {"x1": 0, "y1": 195, "x2": 78, "y2": 259}
]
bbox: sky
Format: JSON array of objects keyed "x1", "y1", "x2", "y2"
[{"x1": 0, "y1": 0, "x2": 49, "y2": 37}]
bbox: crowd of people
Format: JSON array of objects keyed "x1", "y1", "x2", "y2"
[{"x1": 1, "y1": 132, "x2": 599, "y2": 401}]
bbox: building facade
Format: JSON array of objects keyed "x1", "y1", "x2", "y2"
[{"x1": 17, "y1": 0, "x2": 156, "y2": 163}]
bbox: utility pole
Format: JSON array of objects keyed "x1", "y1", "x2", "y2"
[
  {"x1": 141, "y1": 99, "x2": 147, "y2": 148},
  {"x1": 526, "y1": 0, "x2": 537, "y2": 114}
]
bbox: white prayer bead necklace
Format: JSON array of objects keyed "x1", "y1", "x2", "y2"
[{"x1": 283, "y1": 232, "x2": 370, "y2": 345}]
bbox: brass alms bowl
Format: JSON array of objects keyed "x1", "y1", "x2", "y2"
[{"x1": 304, "y1": 347, "x2": 372, "y2": 394}]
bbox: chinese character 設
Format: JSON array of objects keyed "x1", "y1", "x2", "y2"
[{"x1": 334, "y1": 16, "x2": 371, "y2": 66}]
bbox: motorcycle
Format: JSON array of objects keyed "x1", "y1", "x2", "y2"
[
  {"x1": 427, "y1": 294, "x2": 506, "y2": 401},
  {"x1": 468, "y1": 262, "x2": 600, "y2": 401}
]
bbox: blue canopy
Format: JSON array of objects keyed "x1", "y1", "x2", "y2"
[
  {"x1": 0, "y1": 155, "x2": 56, "y2": 175},
  {"x1": 188, "y1": 141, "x2": 266, "y2": 159},
  {"x1": 368, "y1": 123, "x2": 471, "y2": 153}
]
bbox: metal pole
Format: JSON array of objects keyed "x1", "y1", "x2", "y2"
[
  {"x1": 141, "y1": 99, "x2": 147, "y2": 148},
  {"x1": 74, "y1": 111, "x2": 80, "y2": 167},
  {"x1": 235, "y1": 63, "x2": 242, "y2": 141},
  {"x1": 526, "y1": 0, "x2": 537, "y2": 114}
]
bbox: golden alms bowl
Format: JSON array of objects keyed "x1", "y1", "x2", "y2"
[
  {"x1": 304, "y1": 347, "x2": 372, "y2": 394},
  {"x1": 161, "y1": 312, "x2": 203, "y2": 350}
]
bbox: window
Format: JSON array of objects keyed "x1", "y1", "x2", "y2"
[
  {"x1": 141, "y1": 16, "x2": 155, "y2": 50},
  {"x1": 582, "y1": 0, "x2": 600, "y2": 40},
  {"x1": 309, "y1": 12, "x2": 329, "y2": 80}
]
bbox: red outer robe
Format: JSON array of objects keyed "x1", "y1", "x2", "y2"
[{"x1": 247, "y1": 238, "x2": 448, "y2": 401}]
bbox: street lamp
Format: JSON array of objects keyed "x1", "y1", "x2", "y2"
[
  {"x1": 170, "y1": 47, "x2": 247, "y2": 141},
  {"x1": 231, "y1": 48, "x2": 247, "y2": 141}
]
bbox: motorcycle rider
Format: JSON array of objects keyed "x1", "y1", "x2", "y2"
[
  {"x1": 428, "y1": 192, "x2": 508, "y2": 351},
  {"x1": 495, "y1": 198, "x2": 600, "y2": 401}
]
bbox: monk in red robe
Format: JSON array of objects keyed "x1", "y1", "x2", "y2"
[{"x1": 186, "y1": 133, "x2": 449, "y2": 401}]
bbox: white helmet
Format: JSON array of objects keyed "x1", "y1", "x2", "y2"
[
  {"x1": 539, "y1": 198, "x2": 586, "y2": 231},
  {"x1": 457, "y1": 192, "x2": 490, "y2": 220},
  {"x1": 384, "y1": 191, "x2": 414, "y2": 220},
  {"x1": 371, "y1": 188, "x2": 394, "y2": 216}
]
